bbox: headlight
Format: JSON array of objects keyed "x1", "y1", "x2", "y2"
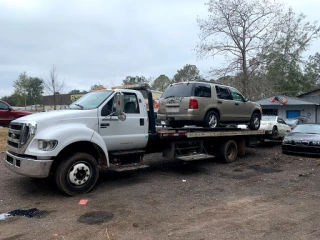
[
  {"x1": 28, "y1": 122, "x2": 37, "y2": 135},
  {"x1": 310, "y1": 141, "x2": 320, "y2": 146},
  {"x1": 38, "y1": 140, "x2": 58, "y2": 151}
]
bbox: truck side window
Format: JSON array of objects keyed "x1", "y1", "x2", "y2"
[
  {"x1": 0, "y1": 102, "x2": 9, "y2": 110},
  {"x1": 215, "y1": 86, "x2": 232, "y2": 100},
  {"x1": 101, "y1": 97, "x2": 115, "y2": 116},
  {"x1": 123, "y1": 93, "x2": 140, "y2": 114}
]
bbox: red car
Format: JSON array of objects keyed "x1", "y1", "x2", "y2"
[{"x1": 0, "y1": 100, "x2": 33, "y2": 126}]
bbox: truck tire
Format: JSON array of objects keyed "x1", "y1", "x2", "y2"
[
  {"x1": 55, "y1": 153, "x2": 99, "y2": 196},
  {"x1": 248, "y1": 113, "x2": 260, "y2": 130},
  {"x1": 218, "y1": 140, "x2": 238, "y2": 163},
  {"x1": 204, "y1": 110, "x2": 219, "y2": 128}
]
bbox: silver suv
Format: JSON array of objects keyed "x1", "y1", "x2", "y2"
[{"x1": 157, "y1": 82, "x2": 262, "y2": 129}]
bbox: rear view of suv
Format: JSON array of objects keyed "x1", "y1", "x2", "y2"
[{"x1": 157, "y1": 82, "x2": 262, "y2": 129}]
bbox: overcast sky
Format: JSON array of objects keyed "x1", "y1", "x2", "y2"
[{"x1": 0, "y1": 0, "x2": 319, "y2": 97}]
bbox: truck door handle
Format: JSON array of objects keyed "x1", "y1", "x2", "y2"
[
  {"x1": 100, "y1": 123, "x2": 110, "y2": 128},
  {"x1": 140, "y1": 118, "x2": 144, "y2": 126},
  {"x1": 235, "y1": 103, "x2": 239, "y2": 105},
  {"x1": 217, "y1": 101, "x2": 222, "y2": 104}
]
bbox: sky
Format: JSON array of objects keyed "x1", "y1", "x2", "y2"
[{"x1": 0, "y1": 0, "x2": 320, "y2": 97}]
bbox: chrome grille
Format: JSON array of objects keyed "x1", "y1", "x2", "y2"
[{"x1": 7, "y1": 122, "x2": 31, "y2": 153}]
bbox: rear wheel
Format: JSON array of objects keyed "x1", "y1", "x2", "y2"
[
  {"x1": 218, "y1": 140, "x2": 238, "y2": 163},
  {"x1": 204, "y1": 111, "x2": 219, "y2": 128},
  {"x1": 272, "y1": 126, "x2": 279, "y2": 138},
  {"x1": 248, "y1": 113, "x2": 260, "y2": 130},
  {"x1": 55, "y1": 153, "x2": 99, "y2": 196}
]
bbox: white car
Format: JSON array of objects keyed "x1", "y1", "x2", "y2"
[
  {"x1": 238, "y1": 115, "x2": 291, "y2": 140},
  {"x1": 259, "y1": 116, "x2": 291, "y2": 140}
]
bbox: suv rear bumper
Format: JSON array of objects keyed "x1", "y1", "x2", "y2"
[
  {"x1": 4, "y1": 151, "x2": 53, "y2": 178},
  {"x1": 157, "y1": 111, "x2": 203, "y2": 121}
]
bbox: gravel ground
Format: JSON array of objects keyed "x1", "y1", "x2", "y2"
[{"x1": 1, "y1": 141, "x2": 320, "y2": 240}]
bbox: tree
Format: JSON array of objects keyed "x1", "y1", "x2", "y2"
[
  {"x1": 0, "y1": 95, "x2": 15, "y2": 106},
  {"x1": 89, "y1": 84, "x2": 106, "y2": 91},
  {"x1": 197, "y1": 0, "x2": 283, "y2": 96},
  {"x1": 13, "y1": 72, "x2": 44, "y2": 108},
  {"x1": 305, "y1": 52, "x2": 320, "y2": 87},
  {"x1": 122, "y1": 76, "x2": 150, "y2": 86},
  {"x1": 173, "y1": 64, "x2": 203, "y2": 83},
  {"x1": 43, "y1": 65, "x2": 64, "y2": 110},
  {"x1": 263, "y1": 9, "x2": 320, "y2": 96},
  {"x1": 68, "y1": 89, "x2": 81, "y2": 94},
  {"x1": 151, "y1": 75, "x2": 171, "y2": 91}
]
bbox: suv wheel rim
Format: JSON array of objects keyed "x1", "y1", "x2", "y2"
[
  {"x1": 209, "y1": 115, "x2": 217, "y2": 128},
  {"x1": 253, "y1": 116, "x2": 259, "y2": 128}
]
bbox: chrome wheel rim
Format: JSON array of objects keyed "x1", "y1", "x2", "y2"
[
  {"x1": 68, "y1": 163, "x2": 91, "y2": 186},
  {"x1": 253, "y1": 117, "x2": 260, "y2": 128},
  {"x1": 208, "y1": 115, "x2": 217, "y2": 128}
]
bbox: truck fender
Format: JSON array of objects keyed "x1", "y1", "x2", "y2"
[{"x1": 90, "y1": 131, "x2": 109, "y2": 167}]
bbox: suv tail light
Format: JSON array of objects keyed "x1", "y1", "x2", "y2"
[{"x1": 189, "y1": 99, "x2": 198, "y2": 109}]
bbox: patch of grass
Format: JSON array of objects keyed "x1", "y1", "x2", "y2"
[{"x1": 0, "y1": 128, "x2": 8, "y2": 152}]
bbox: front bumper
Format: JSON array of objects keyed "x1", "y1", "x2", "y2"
[
  {"x1": 4, "y1": 151, "x2": 53, "y2": 178},
  {"x1": 282, "y1": 144, "x2": 320, "y2": 155}
]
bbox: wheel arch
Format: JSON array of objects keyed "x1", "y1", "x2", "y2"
[
  {"x1": 51, "y1": 141, "x2": 107, "y2": 174},
  {"x1": 205, "y1": 108, "x2": 221, "y2": 120}
]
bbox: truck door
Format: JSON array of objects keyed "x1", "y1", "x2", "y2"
[{"x1": 98, "y1": 92, "x2": 148, "y2": 151}]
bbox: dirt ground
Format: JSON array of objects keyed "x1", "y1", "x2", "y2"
[
  {"x1": 1, "y1": 141, "x2": 320, "y2": 240},
  {"x1": 0, "y1": 128, "x2": 8, "y2": 152}
]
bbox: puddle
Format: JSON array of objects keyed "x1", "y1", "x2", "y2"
[
  {"x1": 78, "y1": 211, "x2": 114, "y2": 225},
  {"x1": 0, "y1": 208, "x2": 49, "y2": 221},
  {"x1": 248, "y1": 165, "x2": 282, "y2": 174}
]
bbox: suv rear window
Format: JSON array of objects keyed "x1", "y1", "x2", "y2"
[{"x1": 162, "y1": 83, "x2": 211, "y2": 98}]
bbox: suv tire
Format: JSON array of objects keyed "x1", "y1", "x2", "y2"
[
  {"x1": 248, "y1": 113, "x2": 260, "y2": 130},
  {"x1": 204, "y1": 110, "x2": 219, "y2": 128}
]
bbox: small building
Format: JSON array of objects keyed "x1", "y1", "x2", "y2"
[
  {"x1": 255, "y1": 95, "x2": 320, "y2": 123},
  {"x1": 43, "y1": 94, "x2": 84, "y2": 110}
]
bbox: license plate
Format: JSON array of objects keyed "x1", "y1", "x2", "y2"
[{"x1": 166, "y1": 107, "x2": 179, "y2": 113}]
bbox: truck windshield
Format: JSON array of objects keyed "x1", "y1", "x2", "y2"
[{"x1": 68, "y1": 90, "x2": 114, "y2": 110}]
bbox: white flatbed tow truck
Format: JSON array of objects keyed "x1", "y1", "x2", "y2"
[{"x1": 4, "y1": 84, "x2": 264, "y2": 195}]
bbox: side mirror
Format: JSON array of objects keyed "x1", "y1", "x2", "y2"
[
  {"x1": 244, "y1": 97, "x2": 249, "y2": 102},
  {"x1": 114, "y1": 92, "x2": 125, "y2": 121},
  {"x1": 8, "y1": 107, "x2": 12, "y2": 111}
]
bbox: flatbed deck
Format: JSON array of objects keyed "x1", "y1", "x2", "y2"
[{"x1": 155, "y1": 127, "x2": 265, "y2": 139}]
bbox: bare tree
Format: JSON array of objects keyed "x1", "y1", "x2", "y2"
[
  {"x1": 197, "y1": 0, "x2": 283, "y2": 97},
  {"x1": 44, "y1": 65, "x2": 64, "y2": 110}
]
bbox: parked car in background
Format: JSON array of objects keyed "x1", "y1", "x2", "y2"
[
  {"x1": 0, "y1": 100, "x2": 33, "y2": 126},
  {"x1": 259, "y1": 116, "x2": 291, "y2": 140},
  {"x1": 282, "y1": 124, "x2": 320, "y2": 155},
  {"x1": 238, "y1": 115, "x2": 291, "y2": 140},
  {"x1": 285, "y1": 116, "x2": 309, "y2": 130},
  {"x1": 157, "y1": 82, "x2": 262, "y2": 129}
]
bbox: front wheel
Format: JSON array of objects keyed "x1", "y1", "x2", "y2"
[
  {"x1": 55, "y1": 153, "x2": 99, "y2": 196},
  {"x1": 248, "y1": 113, "x2": 260, "y2": 130}
]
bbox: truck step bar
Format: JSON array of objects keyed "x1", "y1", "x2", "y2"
[
  {"x1": 110, "y1": 163, "x2": 149, "y2": 172},
  {"x1": 176, "y1": 153, "x2": 214, "y2": 161}
]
